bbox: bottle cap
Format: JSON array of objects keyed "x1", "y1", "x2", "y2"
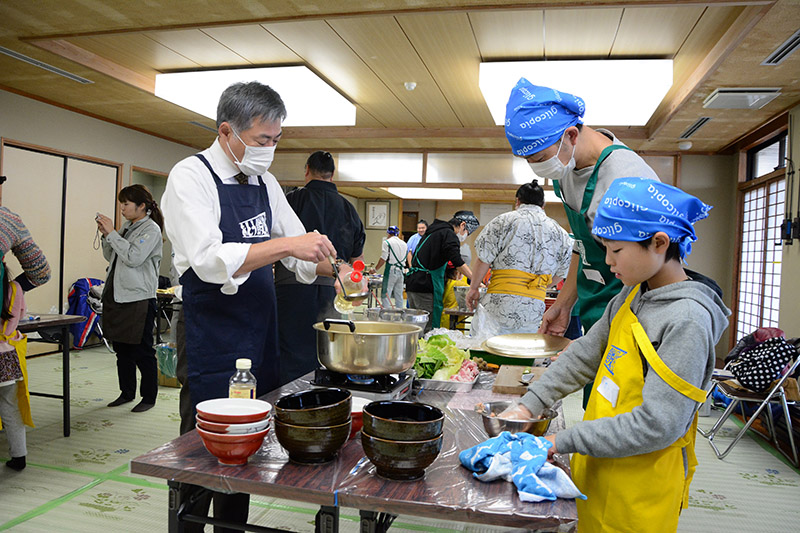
[
  {"x1": 352, "y1": 259, "x2": 365, "y2": 272},
  {"x1": 349, "y1": 270, "x2": 363, "y2": 283},
  {"x1": 235, "y1": 358, "x2": 252, "y2": 370}
]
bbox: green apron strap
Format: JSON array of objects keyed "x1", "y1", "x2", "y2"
[
  {"x1": 381, "y1": 240, "x2": 406, "y2": 299},
  {"x1": 555, "y1": 144, "x2": 630, "y2": 331}
]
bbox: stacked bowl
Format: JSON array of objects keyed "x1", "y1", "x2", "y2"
[
  {"x1": 195, "y1": 398, "x2": 272, "y2": 465},
  {"x1": 361, "y1": 401, "x2": 444, "y2": 480},
  {"x1": 274, "y1": 388, "x2": 352, "y2": 464}
]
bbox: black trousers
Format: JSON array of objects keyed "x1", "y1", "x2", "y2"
[
  {"x1": 175, "y1": 307, "x2": 250, "y2": 533},
  {"x1": 276, "y1": 283, "x2": 336, "y2": 386},
  {"x1": 112, "y1": 299, "x2": 158, "y2": 403}
]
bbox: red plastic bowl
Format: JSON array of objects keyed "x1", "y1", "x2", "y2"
[
  {"x1": 196, "y1": 427, "x2": 268, "y2": 465},
  {"x1": 196, "y1": 398, "x2": 272, "y2": 424},
  {"x1": 349, "y1": 397, "x2": 370, "y2": 439},
  {"x1": 196, "y1": 414, "x2": 271, "y2": 435}
]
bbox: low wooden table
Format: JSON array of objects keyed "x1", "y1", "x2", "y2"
[
  {"x1": 19, "y1": 313, "x2": 86, "y2": 437},
  {"x1": 131, "y1": 374, "x2": 577, "y2": 532}
]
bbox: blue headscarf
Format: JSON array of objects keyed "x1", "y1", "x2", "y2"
[
  {"x1": 591, "y1": 177, "x2": 712, "y2": 260},
  {"x1": 504, "y1": 79, "x2": 585, "y2": 157}
]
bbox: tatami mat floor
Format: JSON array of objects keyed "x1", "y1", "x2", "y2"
[{"x1": 1, "y1": 346, "x2": 798, "y2": 532}]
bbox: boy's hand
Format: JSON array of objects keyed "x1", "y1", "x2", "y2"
[{"x1": 545, "y1": 434, "x2": 558, "y2": 461}]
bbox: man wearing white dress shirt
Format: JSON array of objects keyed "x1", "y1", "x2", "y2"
[{"x1": 162, "y1": 81, "x2": 338, "y2": 532}]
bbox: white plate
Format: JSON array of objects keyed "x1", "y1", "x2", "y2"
[{"x1": 484, "y1": 333, "x2": 570, "y2": 357}]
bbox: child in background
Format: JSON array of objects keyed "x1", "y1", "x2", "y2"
[
  {"x1": 502, "y1": 178, "x2": 730, "y2": 532},
  {"x1": 441, "y1": 262, "x2": 469, "y2": 328},
  {"x1": 0, "y1": 261, "x2": 32, "y2": 471}
]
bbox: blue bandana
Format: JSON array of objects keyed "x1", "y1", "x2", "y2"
[
  {"x1": 592, "y1": 178, "x2": 712, "y2": 260},
  {"x1": 504, "y1": 79, "x2": 585, "y2": 157}
]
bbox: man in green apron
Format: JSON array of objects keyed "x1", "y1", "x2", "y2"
[
  {"x1": 504, "y1": 79, "x2": 660, "y2": 406},
  {"x1": 405, "y1": 218, "x2": 474, "y2": 332},
  {"x1": 370, "y1": 225, "x2": 407, "y2": 309}
]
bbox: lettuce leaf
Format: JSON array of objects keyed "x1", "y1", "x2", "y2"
[{"x1": 415, "y1": 336, "x2": 469, "y2": 379}]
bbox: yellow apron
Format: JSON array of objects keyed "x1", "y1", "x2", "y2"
[
  {"x1": 0, "y1": 282, "x2": 33, "y2": 430},
  {"x1": 486, "y1": 269, "x2": 551, "y2": 301},
  {"x1": 572, "y1": 285, "x2": 704, "y2": 533}
]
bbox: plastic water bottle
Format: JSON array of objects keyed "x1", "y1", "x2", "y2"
[
  {"x1": 229, "y1": 358, "x2": 257, "y2": 399},
  {"x1": 334, "y1": 261, "x2": 367, "y2": 314}
]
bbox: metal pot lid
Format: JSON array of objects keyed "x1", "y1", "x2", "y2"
[{"x1": 482, "y1": 333, "x2": 570, "y2": 358}]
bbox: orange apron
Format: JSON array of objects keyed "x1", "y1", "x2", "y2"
[
  {"x1": 571, "y1": 285, "x2": 705, "y2": 533},
  {"x1": 0, "y1": 282, "x2": 33, "y2": 430}
]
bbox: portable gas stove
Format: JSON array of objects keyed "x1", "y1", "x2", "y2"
[{"x1": 310, "y1": 368, "x2": 414, "y2": 401}]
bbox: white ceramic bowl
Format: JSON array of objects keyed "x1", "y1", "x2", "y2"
[
  {"x1": 195, "y1": 414, "x2": 271, "y2": 434},
  {"x1": 195, "y1": 398, "x2": 272, "y2": 424}
]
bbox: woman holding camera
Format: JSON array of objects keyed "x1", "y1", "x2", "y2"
[{"x1": 96, "y1": 184, "x2": 163, "y2": 412}]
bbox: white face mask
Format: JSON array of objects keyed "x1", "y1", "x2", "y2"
[
  {"x1": 227, "y1": 128, "x2": 276, "y2": 176},
  {"x1": 458, "y1": 231, "x2": 467, "y2": 243},
  {"x1": 528, "y1": 134, "x2": 576, "y2": 182}
]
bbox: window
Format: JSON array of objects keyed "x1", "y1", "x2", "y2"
[
  {"x1": 735, "y1": 177, "x2": 784, "y2": 340},
  {"x1": 747, "y1": 133, "x2": 787, "y2": 180}
]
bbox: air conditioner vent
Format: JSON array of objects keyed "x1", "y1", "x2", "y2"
[
  {"x1": 762, "y1": 28, "x2": 800, "y2": 66},
  {"x1": 0, "y1": 46, "x2": 93, "y2": 84},
  {"x1": 679, "y1": 117, "x2": 712, "y2": 139},
  {"x1": 703, "y1": 88, "x2": 781, "y2": 110}
]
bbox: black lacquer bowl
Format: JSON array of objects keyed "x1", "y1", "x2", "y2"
[
  {"x1": 362, "y1": 400, "x2": 444, "y2": 441},
  {"x1": 274, "y1": 388, "x2": 351, "y2": 427},
  {"x1": 360, "y1": 432, "x2": 443, "y2": 480},
  {"x1": 274, "y1": 418, "x2": 351, "y2": 464}
]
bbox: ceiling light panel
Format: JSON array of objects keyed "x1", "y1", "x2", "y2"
[
  {"x1": 386, "y1": 187, "x2": 462, "y2": 200},
  {"x1": 479, "y1": 59, "x2": 673, "y2": 126},
  {"x1": 155, "y1": 66, "x2": 356, "y2": 127}
]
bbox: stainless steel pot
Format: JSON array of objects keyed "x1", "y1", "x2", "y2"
[
  {"x1": 314, "y1": 319, "x2": 422, "y2": 375},
  {"x1": 363, "y1": 308, "x2": 429, "y2": 326}
]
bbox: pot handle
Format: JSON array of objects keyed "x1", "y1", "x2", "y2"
[{"x1": 323, "y1": 319, "x2": 356, "y2": 332}]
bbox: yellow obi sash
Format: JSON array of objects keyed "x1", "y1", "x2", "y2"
[{"x1": 486, "y1": 269, "x2": 551, "y2": 301}]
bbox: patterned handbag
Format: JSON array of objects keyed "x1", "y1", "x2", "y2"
[{"x1": 729, "y1": 337, "x2": 798, "y2": 393}]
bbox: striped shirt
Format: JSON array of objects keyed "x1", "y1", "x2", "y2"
[{"x1": 0, "y1": 207, "x2": 51, "y2": 290}]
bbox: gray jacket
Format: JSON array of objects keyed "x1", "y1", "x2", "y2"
[
  {"x1": 102, "y1": 216, "x2": 162, "y2": 303},
  {"x1": 519, "y1": 278, "x2": 730, "y2": 458}
]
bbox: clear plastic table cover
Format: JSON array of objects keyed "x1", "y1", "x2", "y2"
[{"x1": 131, "y1": 372, "x2": 577, "y2": 531}]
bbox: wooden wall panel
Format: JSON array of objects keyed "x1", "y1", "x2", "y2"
[
  {"x1": 327, "y1": 16, "x2": 461, "y2": 127},
  {"x1": 612, "y1": 6, "x2": 704, "y2": 56},
  {"x1": 397, "y1": 12, "x2": 494, "y2": 127},
  {"x1": 201, "y1": 25, "x2": 302, "y2": 65},
  {"x1": 263, "y1": 20, "x2": 421, "y2": 128},
  {"x1": 469, "y1": 10, "x2": 544, "y2": 60},
  {"x1": 544, "y1": 8, "x2": 622, "y2": 58}
]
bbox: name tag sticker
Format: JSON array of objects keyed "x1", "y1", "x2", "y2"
[
  {"x1": 583, "y1": 269, "x2": 606, "y2": 285},
  {"x1": 597, "y1": 375, "x2": 620, "y2": 408}
]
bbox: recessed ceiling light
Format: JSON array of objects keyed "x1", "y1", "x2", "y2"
[
  {"x1": 479, "y1": 59, "x2": 673, "y2": 126},
  {"x1": 155, "y1": 66, "x2": 356, "y2": 127},
  {"x1": 404, "y1": 82, "x2": 417, "y2": 91}
]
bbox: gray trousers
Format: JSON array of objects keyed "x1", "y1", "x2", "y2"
[
  {"x1": 406, "y1": 291, "x2": 434, "y2": 332},
  {"x1": 0, "y1": 383, "x2": 26, "y2": 458},
  {"x1": 381, "y1": 268, "x2": 405, "y2": 310}
]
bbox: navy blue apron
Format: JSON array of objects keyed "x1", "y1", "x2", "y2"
[{"x1": 180, "y1": 154, "x2": 279, "y2": 408}]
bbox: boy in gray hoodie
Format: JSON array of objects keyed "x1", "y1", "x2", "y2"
[{"x1": 504, "y1": 177, "x2": 730, "y2": 533}]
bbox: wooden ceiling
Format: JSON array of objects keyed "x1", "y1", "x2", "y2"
[{"x1": 0, "y1": 0, "x2": 798, "y2": 161}]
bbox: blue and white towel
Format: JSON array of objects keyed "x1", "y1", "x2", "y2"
[{"x1": 459, "y1": 432, "x2": 586, "y2": 503}]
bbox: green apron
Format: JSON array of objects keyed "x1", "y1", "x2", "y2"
[
  {"x1": 552, "y1": 144, "x2": 630, "y2": 332},
  {"x1": 381, "y1": 239, "x2": 407, "y2": 299},
  {"x1": 553, "y1": 145, "x2": 630, "y2": 409},
  {"x1": 407, "y1": 235, "x2": 447, "y2": 329}
]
